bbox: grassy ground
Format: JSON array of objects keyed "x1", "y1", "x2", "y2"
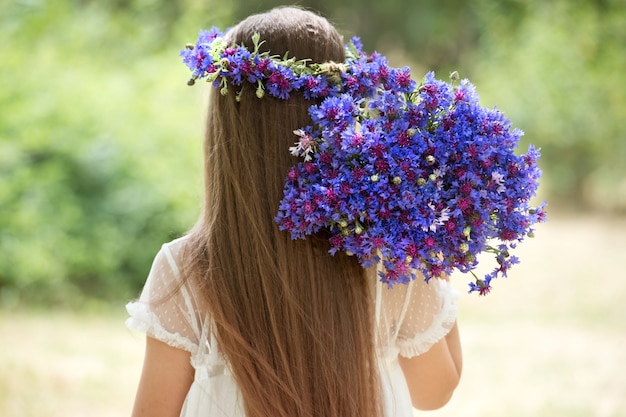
[
  {"x1": 0, "y1": 310, "x2": 142, "y2": 417},
  {"x1": 1, "y1": 213, "x2": 625, "y2": 417}
]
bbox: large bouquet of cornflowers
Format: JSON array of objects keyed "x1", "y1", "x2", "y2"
[{"x1": 181, "y1": 30, "x2": 546, "y2": 294}]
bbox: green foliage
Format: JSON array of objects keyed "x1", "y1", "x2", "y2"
[
  {"x1": 465, "y1": 0, "x2": 626, "y2": 209},
  {"x1": 0, "y1": 0, "x2": 227, "y2": 306}
]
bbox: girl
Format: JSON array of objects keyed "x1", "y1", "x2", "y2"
[{"x1": 127, "y1": 7, "x2": 462, "y2": 417}]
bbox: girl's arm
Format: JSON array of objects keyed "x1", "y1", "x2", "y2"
[
  {"x1": 131, "y1": 336, "x2": 195, "y2": 417},
  {"x1": 398, "y1": 320, "x2": 462, "y2": 410}
]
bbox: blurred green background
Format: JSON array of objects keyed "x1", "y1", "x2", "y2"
[
  {"x1": 2, "y1": 0, "x2": 624, "y2": 308},
  {"x1": 1, "y1": 1, "x2": 625, "y2": 416}
]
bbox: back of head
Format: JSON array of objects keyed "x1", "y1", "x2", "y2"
[
  {"x1": 228, "y1": 6, "x2": 344, "y2": 64},
  {"x1": 210, "y1": 6, "x2": 346, "y2": 234},
  {"x1": 186, "y1": 7, "x2": 382, "y2": 417}
]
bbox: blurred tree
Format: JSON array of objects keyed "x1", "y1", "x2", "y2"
[
  {"x1": 231, "y1": 0, "x2": 482, "y2": 71},
  {"x1": 467, "y1": 0, "x2": 626, "y2": 210},
  {"x1": 0, "y1": 0, "x2": 206, "y2": 306}
]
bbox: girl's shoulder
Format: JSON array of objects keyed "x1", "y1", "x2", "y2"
[
  {"x1": 162, "y1": 234, "x2": 191, "y2": 255},
  {"x1": 155, "y1": 234, "x2": 195, "y2": 274}
]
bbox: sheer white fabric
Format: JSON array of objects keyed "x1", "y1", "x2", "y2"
[{"x1": 126, "y1": 237, "x2": 458, "y2": 417}]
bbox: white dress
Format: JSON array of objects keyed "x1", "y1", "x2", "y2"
[{"x1": 126, "y1": 237, "x2": 458, "y2": 417}]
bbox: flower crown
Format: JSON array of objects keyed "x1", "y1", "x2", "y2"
[{"x1": 181, "y1": 28, "x2": 546, "y2": 295}]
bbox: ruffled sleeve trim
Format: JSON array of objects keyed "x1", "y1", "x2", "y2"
[
  {"x1": 396, "y1": 280, "x2": 459, "y2": 358},
  {"x1": 126, "y1": 300, "x2": 197, "y2": 354}
]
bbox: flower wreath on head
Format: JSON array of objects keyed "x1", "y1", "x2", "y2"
[{"x1": 181, "y1": 27, "x2": 547, "y2": 295}]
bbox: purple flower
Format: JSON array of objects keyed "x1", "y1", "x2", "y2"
[
  {"x1": 387, "y1": 67, "x2": 416, "y2": 93},
  {"x1": 197, "y1": 27, "x2": 222, "y2": 44}
]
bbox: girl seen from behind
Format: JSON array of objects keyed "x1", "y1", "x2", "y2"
[{"x1": 125, "y1": 6, "x2": 554, "y2": 417}]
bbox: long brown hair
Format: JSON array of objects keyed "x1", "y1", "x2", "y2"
[{"x1": 184, "y1": 7, "x2": 382, "y2": 417}]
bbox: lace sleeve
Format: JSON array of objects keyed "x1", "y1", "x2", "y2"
[
  {"x1": 125, "y1": 237, "x2": 203, "y2": 353},
  {"x1": 379, "y1": 275, "x2": 458, "y2": 359}
]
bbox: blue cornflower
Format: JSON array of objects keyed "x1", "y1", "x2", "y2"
[
  {"x1": 197, "y1": 27, "x2": 223, "y2": 44},
  {"x1": 387, "y1": 67, "x2": 416, "y2": 93},
  {"x1": 265, "y1": 65, "x2": 297, "y2": 99}
]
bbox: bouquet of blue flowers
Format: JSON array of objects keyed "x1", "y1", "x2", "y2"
[{"x1": 182, "y1": 30, "x2": 546, "y2": 294}]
